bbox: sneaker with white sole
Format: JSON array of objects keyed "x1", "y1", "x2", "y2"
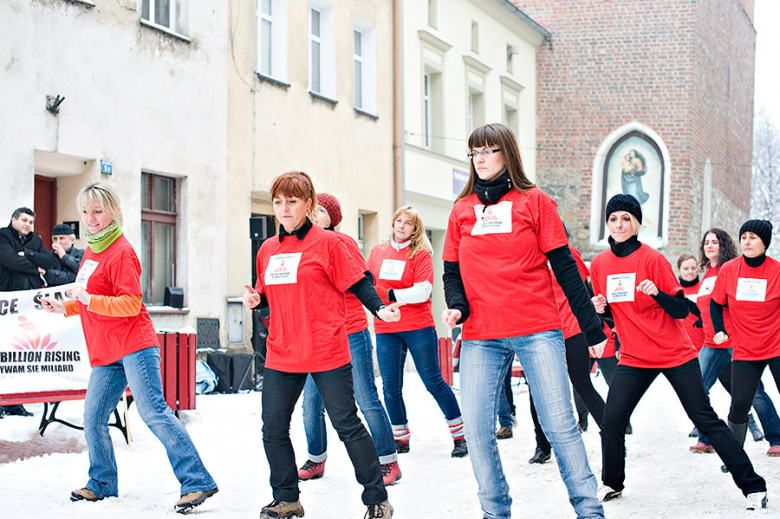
[
  {"x1": 70, "y1": 487, "x2": 102, "y2": 502},
  {"x1": 746, "y1": 492, "x2": 768, "y2": 510},
  {"x1": 597, "y1": 485, "x2": 622, "y2": 502},
  {"x1": 297, "y1": 459, "x2": 325, "y2": 480}
]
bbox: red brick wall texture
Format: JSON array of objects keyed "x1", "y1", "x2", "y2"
[{"x1": 513, "y1": 0, "x2": 756, "y2": 256}]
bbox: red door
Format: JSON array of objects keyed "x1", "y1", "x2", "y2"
[{"x1": 34, "y1": 175, "x2": 57, "y2": 249}]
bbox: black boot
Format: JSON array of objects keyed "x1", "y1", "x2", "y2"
[
  {"x1": 722, "y1": 420, "x2": 749, "y2": 473},
  {"x1": 2, "y1": 404, "x2": 33, "y2": 417},
  {"x1": 451, "y1": 438, "x2": 468, "y2": 458},
  {"x1": 577, "y1": 413, "x2": 588, "y2": 433}
]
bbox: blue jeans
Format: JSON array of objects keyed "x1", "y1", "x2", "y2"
[
  {"x1": 83, "y1": 347, "x2": 216, "y2": 498},
  {"x1": 376, "y1": 326, "x2": 462, "y2": 426},
  {"x1": 460, "y1": 329, "x2": 603, "y2": 519},
  {"x1": 697, "y1": 345, "x2": 780, "y2": 446},
  {"x1": 302, "y1": 329, "x2": 397, "y2": 464}
]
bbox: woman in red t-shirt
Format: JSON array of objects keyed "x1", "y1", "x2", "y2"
[
  {"x1": 441, "y1": 123, "x2": 608, "y2": 519},
  {"x1": 368, "y1": 206, "x2": 466, "y2": 458},
  {"x1": 689, "y1": 229, "x2": 780, "y2": 456},
  {"x1": 41, "y1": 183, "x2": 217, "y2": 512},
  {"x1": 677, "y1": 253, "x2": 705, "y2": 351},
  {"x1": 711, "y1": 220, "x2": 780, "y2": 477},
  {"x1": 242, "y1": 172, "x2": 400, "y2": 519},
  {"x1": 590, "y1": 195, "x2": 766, "y2": 510}
]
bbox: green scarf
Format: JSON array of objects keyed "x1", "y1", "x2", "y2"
[{"x1": 85, "y1": 220, "x2": 123, "y2": 253}]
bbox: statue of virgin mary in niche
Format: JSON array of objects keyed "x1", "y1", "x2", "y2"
[{"x1": 620, "y1": 149, "x2": 650, "y2": 204}]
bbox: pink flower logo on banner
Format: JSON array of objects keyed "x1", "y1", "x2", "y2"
[{"x1": 10, "y1": 316, "x2": 58, "y2": 351}]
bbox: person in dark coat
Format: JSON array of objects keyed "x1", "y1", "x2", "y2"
[
  {"x1": 44, "y1": 223, "x2": 84, "y2": 287},
  {"x1": 0, "y1": 207, "x2": 53, "y2": 418}
]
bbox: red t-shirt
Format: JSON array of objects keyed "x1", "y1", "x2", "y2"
[
  {"x1": 367, "y1": 241, "x2": 435, "y2": 334},
  {"x1": 681, "y1": 278, "x2": 705, "y2": 351},
  {"x1": 551, "y1": 246, "x2": 589, "y2": 340},
  {"x1": 695, "y1": 267, "x2": 733, "y2": 350},
  {"x1": 590, "y1": 243, "x2": 697, "y2": 369},
  {"x1": 335, "y1": 231, "x2": 369, "y2": 335},
  {"x1": 254, "y1": 225, "x2": 365, "y2": 372},
  {"x1": 76, "y1": 235, "x2": 159, "y2": 367},
  {"x1": 710, "y1": 256, "x2": 780, "y2": 361},
  {"x1": 442, "y1": 188, "x2": 566, "y2": 341}
]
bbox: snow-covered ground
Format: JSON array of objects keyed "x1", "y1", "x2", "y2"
[{"x1": 2, "y1": 370, "x2": 779, "y2": 518}]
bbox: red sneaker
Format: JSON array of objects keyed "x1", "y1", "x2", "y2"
[
  {"x1": 381, "y1": 461, "x2": 401, "y2": 486},
  {"x1": 297, "y1": 460, "x2": 325, "y2": 480},
  {"x1": 767, "y1": 445, "x2": 780, "y2": 457},
  {"x1": 689, "y1": 442, "x2": 714, "y2": 453}
]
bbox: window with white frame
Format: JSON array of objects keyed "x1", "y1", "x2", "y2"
[
  {"x1": 257, "y1": 0, "x2": 288, "y2": 82},
  {"x1": 468, "y1": 90, "x2": 484, "y2": 134},
  {"x1": 423, "y1": 72, "x2": 432, "y2": 148},
  {"x1": 470, "y1": 21, "x2": 479, "y2": 53},
  {"x1": 353, "y1": 19, "x2": 377, "y2": 115},
  {"x1": 141, "y1": 0, "x2": 188, "y2": 35},
  {"x1": 428, "y1": 0, "x2": 437, "y2": 28},
  {"x1": 465, "y1": 65, "x2": 486, "y2": 137},
  {"x1": 309, "y1": 1, "x2": 336, "y2": 99}
]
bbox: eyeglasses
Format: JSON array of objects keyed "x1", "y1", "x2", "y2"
[{"x1": 467, "y1": 148, "x2": 501, "y2": 160}]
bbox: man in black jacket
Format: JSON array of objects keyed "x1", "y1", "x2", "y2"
[
  {"x1": 44, "y1": 224, "x2": 83, "y2": 287},
  {"x1": 0, "y1": 207, "x2": 53, "y2": 418}
]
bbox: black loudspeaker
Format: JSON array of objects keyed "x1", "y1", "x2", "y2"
[
  {"x1": 206, "y1": 352, "x2": 253, "y2": 393},
  {"x1": 206, "y1": 353, "x2": 233, "y2": 393},
  {"x1": 164, "y1": 286, "x2": 184, "y2": 308},
  {"x1": 250, "y1": 216, "x2": 274, "y2": 240}
]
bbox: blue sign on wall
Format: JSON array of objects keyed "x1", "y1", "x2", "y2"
[{"x1": 100, "y1": 160, "x2": 112, "y2": 175}]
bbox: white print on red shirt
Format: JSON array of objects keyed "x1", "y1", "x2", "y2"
[
  {"x1": 265, "y1": 253, "x2": 303, "y2": 285},
  {"x1": 471, "y1": 201, "x2": 513, "y2": 236},
  {"x1": 75, "y1": 260, "x2": 99, "y2": 287},
  {"x1": 606, "y1": 273, "x2": 636, "y2": 303},
  {"x1": 698, "y1": 276, "x2": 716, "y2": 297},
  {"x1": 736, "y1": 278, "x2": 767, "y2": 302},
  {"x1": 378, "y1": 259, "x2": 406, "y2": 280}
]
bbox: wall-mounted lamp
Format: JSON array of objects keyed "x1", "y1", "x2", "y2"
[
  {"x1": 46, "y1": 95, "x2": 65, "y2": 115},
  {"x1": 507, "y1": 45, "x2": 521, "y2": 60}
]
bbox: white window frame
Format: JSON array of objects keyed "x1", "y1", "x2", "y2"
[
  {"x1": 309, "y1": 0, "x2": 336, "y2": 100},
  {"x1": 141, "y1": 0, "x2": 188, "y2": 37},
  {"x1": 257, "y1": 0, "x2": 288, "y2": 83},
  {"x1": 423, "y1": 72, "x2": 432, "y2": 148},
  {"x1": 353, "y1": 18, "x2": 377, "y2": 116}
]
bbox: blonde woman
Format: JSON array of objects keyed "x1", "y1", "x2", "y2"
[
  {"x1": 368, "y1": 207, "x2": 467, "y2": 458},
  {"x1": 41, "y1": 182, "x2": 217, "y2": 513}
]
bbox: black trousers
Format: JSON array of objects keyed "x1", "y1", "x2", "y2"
[
  {"x1": 261, "y1": 365, "x2": 386, "y2": 505},
  {"x1": 729, "y1": 357, "x2": 780, "y2": 424},
  {"x1": 530, "y1": 333, "x2": 607, "y2": 452},
  {"x1": 602, "y1": 358, "x2": 766, "y2": 496}
]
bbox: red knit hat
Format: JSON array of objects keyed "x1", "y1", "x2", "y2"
[{"x1": 316, "y1": 192, "x2": 342, "y2": 227}]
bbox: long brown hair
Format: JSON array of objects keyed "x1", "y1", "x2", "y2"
[
  {"x1": 698, "y1": 228, "x2": 738, "y2": 269},
  {"x1": 457, "y1": 123, "x2": 535, "y2": 201},
  {"x1": 380, "y1": 206, "x2": 433, "y2": 259}
]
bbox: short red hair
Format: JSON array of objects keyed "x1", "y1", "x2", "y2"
[{"x1": 270, "y1": 171, "x2": 316, "y2": 202}]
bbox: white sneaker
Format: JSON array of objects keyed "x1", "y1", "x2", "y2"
[
  {"x1": 597, "y1": 485, "x2": 622, "y2": 502},
  {"x1": 746, "y1": 492, "x2": 768, "y2": 510}
]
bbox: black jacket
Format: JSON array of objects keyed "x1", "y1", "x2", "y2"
[
  {"x1": 0, "y1": 222, "x2": 54, "y2": 291},
  {"x1": 44, "y1": 246, "x2": 84, "y2": 286}
]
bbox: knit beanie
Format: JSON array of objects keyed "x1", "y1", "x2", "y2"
[
  {"x1": 316, "y1": 192, "x2": 342, "y2": 227},
  {"x1": 605, "y1": 194, "x2": 643, "y2": 224},
  {"x1": 739, "y1": 219, "x2": 772, "y2": 249}
]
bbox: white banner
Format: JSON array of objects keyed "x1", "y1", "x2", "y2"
[{"x1": 0, "y1": 283, "x2": 91, "y2": 395}]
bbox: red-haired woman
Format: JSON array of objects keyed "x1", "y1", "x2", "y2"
[
  {"x1": 243, "y1": 172, "x2": 400, "y2": 519},
  {"x1": 369, "y1": 206, "x2": 467, "y2": 457}
]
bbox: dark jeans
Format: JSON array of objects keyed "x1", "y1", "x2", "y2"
[
  {"x1": 602, "y1": 359, "x2": 766, "y2": 496},
  {"x1": 729, "y1": 357, "x2": 780, "y2": 425},
  {"x1": 262, "y1": 365, "x2": 386, "y2": 505},
  {"x1": 530, "y1": 334, "x2": 607, "y2": 452}
]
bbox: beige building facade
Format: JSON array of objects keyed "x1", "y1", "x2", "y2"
[
  {"x1": 227, "y1": 0, "x2": 396, "y2": 348},
  {"x1": 401, "y1": 0, "x2": 548, "y2": 336}
]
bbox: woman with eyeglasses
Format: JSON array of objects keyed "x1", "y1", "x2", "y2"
[
  {"x1": 442, "y1": 123, "x2": 608, "y2": 519},
  {"x1": 711, "y1": 221, "x2": 780, "y2": 495},
  {"x1": 368, "y1": 206, "x2": 467, "y2": 458},
  {"x1": 242, "y1": 172, "x2": 400, "y2": 519},
  {"x1": 688, "y1": 228, "x2": 780, "y2": 456},
  {"x1": 590, "y1": 195, "x2": 767, "y2": 510}
]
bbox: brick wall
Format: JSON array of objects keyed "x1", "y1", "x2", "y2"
[{"x1": 514, "y1": 0, "x2": 755, "y2": 258}]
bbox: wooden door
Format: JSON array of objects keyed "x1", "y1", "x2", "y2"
[{"x1": 34, "y1": 175, "x2": 57, "y2": 249}]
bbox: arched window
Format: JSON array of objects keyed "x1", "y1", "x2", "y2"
[{"x1": 590, "y1": 123, "x2": 671, "y2": 247}]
